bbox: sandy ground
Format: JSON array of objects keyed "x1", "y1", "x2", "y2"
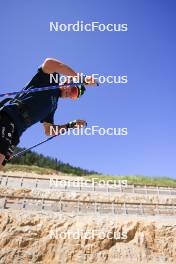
[{"x1": 1, "y1": 170, "x2": 84, "y2": 181}]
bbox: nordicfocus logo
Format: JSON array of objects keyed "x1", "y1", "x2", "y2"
[
  {"x1": 50, "y1": 126, "x2": 128, "y2": 136},
  {"x1": 50, "y1": 178, "x2": 128, "y2": 189},
  {"x1": 49, "y1": 228, "x2": 128, "y2": 240},
  {"x1": 50, "y1": 73, "x2": 128, "y2": 85},
  {"x1": 49, "y1": 21, "x2": 128, "y2": 32}
]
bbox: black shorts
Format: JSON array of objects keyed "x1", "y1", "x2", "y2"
[{"x1": 0, "y1": 111, "x2": 19, "y2": 162}]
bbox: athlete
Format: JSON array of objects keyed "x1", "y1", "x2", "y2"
[{"x1": 0, "y1": 58, "x2": 92, "y2": 168}]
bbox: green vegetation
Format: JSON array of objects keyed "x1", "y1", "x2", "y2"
[
  {"x1": 10, "y1": 147, "x2": 97, "y2": 176},
  {"x1": 86, "y1": 174, "x2": 176, "y2": 187},
  {"x1": 4, "y1": 147, "x2": 176, "y2": 187}
]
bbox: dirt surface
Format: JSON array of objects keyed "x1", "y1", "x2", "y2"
[{"x1": 0, "y1": 211, "x2": 175, "y2": 264}]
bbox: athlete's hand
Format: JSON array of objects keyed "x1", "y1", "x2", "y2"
[
  {"x1": 76, "y1": 74, "x2": 98, "y2": 86},
  {"x1": 69, "y1": 119, "x2": 87, "y2": 129},
  {"x1": 83, "y1": 75, "x2": 98, "y2": 86}
]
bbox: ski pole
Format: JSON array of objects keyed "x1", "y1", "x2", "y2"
[
  {"x1": 11, "y1": 135, "x2": 58, "y2": 159},
  {"x1": 0, "y1": 82, "x2": 98, "y2": 99},
  {"x1": 11, "y1": 120, "x2": 88, "y2": 159}
]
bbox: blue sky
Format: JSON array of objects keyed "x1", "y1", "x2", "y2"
[{"x1": 1, "y1": 0, "x2": 176, "y2": 178}]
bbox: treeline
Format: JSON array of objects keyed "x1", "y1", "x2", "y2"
[{"x1": 11, "y1": 147, "x2": 98, "y2": 176}]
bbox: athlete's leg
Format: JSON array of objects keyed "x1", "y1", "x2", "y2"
[
  {"x1": 0, "y1": 153, "x2": 5, "y2": 170},
  {"x1": 0, "y1": 111, "x2": 19, "y2": 169}
]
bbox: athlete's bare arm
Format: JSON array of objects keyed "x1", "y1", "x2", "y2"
[
  {"x1": 43, "y1": 120, "x2": 87, "y2": 136},
  {"x1": 43, "y1": 122, "x2": 68, "y2": 136},
  {"x1": 42, "y1": 58, "x2": 78, "y2": 135},
  {"x1": 42, "y1": 58, "x2": 77, "y2": 76},
  {"x1": 41, "y1": 58, "x2": 87, "y2": 135}
]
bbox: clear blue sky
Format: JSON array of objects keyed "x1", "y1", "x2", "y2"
[{"x1": 1, "y1": 0, "x2": 176, "y2": 178}]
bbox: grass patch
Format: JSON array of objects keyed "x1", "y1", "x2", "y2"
[
  {"x1": 85, "y1": 174, "x2": 176, "y2": 187},
  {"x1": 1, "y1": 164, "x2": 176, "y2": 187},
  {"x1": 2, "y1": 164, "x2": 58, "y2": 175}
]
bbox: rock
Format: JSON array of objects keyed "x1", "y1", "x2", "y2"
[{"x1": 0, "y1": 211, "x2": 175, "y2": 264}]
